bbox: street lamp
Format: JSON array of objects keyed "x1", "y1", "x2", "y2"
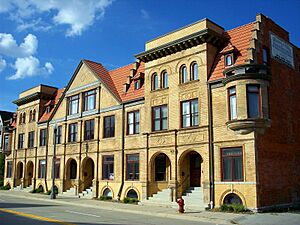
[{"x1": 51, "y1": 124, "x2": 57, "y2": 199}]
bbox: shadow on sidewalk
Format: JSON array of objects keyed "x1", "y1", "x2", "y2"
[{"x1": 0, "y1": 202, "x2": 56, "y2": 209}]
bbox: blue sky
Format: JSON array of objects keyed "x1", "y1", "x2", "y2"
[{"x1": 0, "y1": 0, "x2": 299, "y2": 112}]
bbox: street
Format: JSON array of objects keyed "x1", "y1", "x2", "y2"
[{"x1": 0, "y1": 194, "x2": 213, "y2": 225}]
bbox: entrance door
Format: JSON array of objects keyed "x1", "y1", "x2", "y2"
[{"x1": 190, "y1": 154, "x2": 201, "y2": 187}]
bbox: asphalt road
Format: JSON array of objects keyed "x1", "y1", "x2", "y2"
[{"x1": 0, "y1": 195, "x2": 214, "y2": 225}]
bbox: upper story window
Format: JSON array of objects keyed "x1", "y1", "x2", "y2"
[
  {"x1": 134, "y1": 80, "x2": 140, "y2": 90},
  {"x1": 39, "y1": 129, "x2": 47, "y2": 146},
  {"x1": 190, "y1": 62, "x2": 198, "y2": 81},
  {"x1": 104, "y1": 115, "x2": 115, "y2": 138},
  {"x1": 29, "y1": 111, "x2": 33, "y2": 122},
  {"x1": 19, "y1": 113, "x2": 22, "y2": 125},
  {"x1": 180, "y1": 65, "x2": 188, "y2": 83},
  {"x1": 28, "y1": 131, "x2": 34, "y2": 148},
  {"x1": 84, "y1": 119, "x2": 94, "y2": 140},
  {"x1": 152, "y1": 73, "x2": 159, "y2": 91},
  {"x1": 84, "y1": 89, "x2": 96, "y2": 111},
  {"x1": 6, "y1": 161, "x2": 12, "y2": 178},
  {"x1": 221, "y1": 147, "x2": 243, "y2": 181},
  {"x1": 22, "y1": 113, "x2": 26, "y2": 124},
  {"x1": 18, "y1": 133, "x2": 24, "y2": 149},
  {"x1": 127, "y1": 111, "x2": 140, "y2": 135},
  {"x1": 263, "y1": 48, "x2": 269, "y2": 65},
  {"x1": 225, "y1": 54, "x2": 233, "y2": 67},
  {"x1": 55, "y1": 125, "x2": 62, "y2": 144},
  {"x1": 38, "y1": 160, "x2": 46, "y2": 178},
  {"x1": 32, "y1": 110, "x2": 36, "y2": 121},
  {"x1": 152, "y1": 105, "x2": 168, "y2": 131},
  {"x1": 247, "y1": 85, "x2": 261, "y2": 118},
  {"x1": 54, "y1": 158, "x2": 60, "y2": 179},
  {"x1": 68, "y1": 123, "x2": 78, "y2": 142},
  {"x1": 126, "y1": 154, "x2": 139, "y2": 181},
  {"x1": 68, "y1": 94, "x2": 79, "y2": 115},
  {"x1": 228, "y1": 86, "x2": 237, "y2": 120},
  {"x1": 161, "y1": 71, "x2": 168, "y2": 88},
  {"x1": 3, "y1": 134, "x2": 9, "y2": 151},
  {"x1": 102, "y1": 155, "x2": 114, "y2": 180},
  {"x1": 181, "y1": 99, "x2": 199, "y2": 128},
  {"x1": 46, "y1": 106, "x2": 51, "y2": 114}
]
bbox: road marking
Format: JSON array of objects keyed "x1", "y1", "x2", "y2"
[
  {"x1": 0, "y1": 208, "x2": 75, "y2": 225},
  {"x1": 65, "y1": 210, "x2": 102, "y2": 218}
]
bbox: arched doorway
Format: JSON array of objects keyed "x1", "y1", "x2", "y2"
[
  {"x1": 16, "y1": 162, "x2": 23, "y2": 186},
  {"x1": 67, "y1": 159, "x2": 77, "y2": 179},
  {"x1": 25, "y1": 161, "x2": 34, "y2": 187},
  {"x1": 81, "y1": 157, "x2": 94, "y2": 190},
  {"x1": 153, "y1": 153, "x2": 171, "y2": 181},
  {"x1": 179, "y1": 150, "x2": 203, "y2": 192}
]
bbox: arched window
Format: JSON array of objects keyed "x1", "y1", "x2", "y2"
[
  {"x1": 223, "y1": 193, "x2": 242, "y2": 205},
  {"x1": 180, "y1": 65, "x2": 188, "y2": 83},
  {"x1": 38, "y1": 185, "x2": 44, "y2": 192},
  {"x1": 103, "y1": 188, "x2": 113, "y2": 198},
  {"x1": 225, "y1": 54, "x2": 233, "y2": 66},
  {"x1": 161, "y1": 71, "x2": 168, "y2": 88},
  {"x1": 32, "y1": 110, "x2": 36, "y2": 121},
  {"x1": 126, "y1": 189, "x2": 138, "y2": 199},
  {"x1": 22, "y1": 113, "x2": 26, "y2": 124},
  {"x1": 191, "y1": 62, "x2": 198, "y2": 80},
  {"x1": 152, "y1": 73, "x2": 159, "y2": 90},
  {"x1": 19, "y1": 113, "x2": 22, "y2": 124},
  {"x1": 29, "y1": 111, "x2": 32, "y2": 122},
  {"x1": 155, "y1": 153, "x2": 167, "y2": 181},
  {"x1": 70, "y1": 159, "x2": 77, "y2": 179}
]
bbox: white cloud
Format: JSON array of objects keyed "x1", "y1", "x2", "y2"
[
  {"x1": 0, "y1": 58, "x2": 6, "y2": 72},
  {"x1": 0, "y1": 0, "x2": 113, "y2": 36},
  {"x1": 141, "y1": 9, "x2": 150, "y2": 20},
  {"x1": 0, "y1": 33, "x2": 37, "y2": 58},
  {"x1": 7, "y1": 56, "x2": 53, "y2": 80}
]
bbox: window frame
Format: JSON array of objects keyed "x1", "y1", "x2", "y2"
[
  {"x1": 18, "y1": 133, "x2": 24, "y2": 149},
  {"x1": 83, "y1": 89, "x2": 96, "y2": 112},
  {"x1": 28, "y1": 131, "x2": 35, "y2": 148},
  {"x1": 190, "y1": 62, "x2": 198, "y2": 81},
  {"x1": 3, "y1": 134, "x2": 9, "y2": 152},
  {"x1": 180, "y1": 99, "x2": 199, "y2": 128},
  {"x1": 102, "y1": 155, "x2": 114, "y2": 180},
  {"x1": 134, "y1": 80, "x2": 140, "y2": 90},
  {"x1": 126, "y1": 154, "x2": 139, "y2": 181},
  {"x1": 180, "y1": 65, "x2": 188, "y2": 83},
  {"x1": 38, "y1": 159, "x2": 46, "y2": 178},
  {"x1": 152, "y1": 105, "x2": 168, "y2": 131},
  {"x1": 6, "y1": 161, "x2": 13, "y2": 178},
  {"x1": 221, "y1": 147, "x2": 244, "y2": 182},
  {"x1": 54, "y1": 158, "x2": 60, "y2": 179},
  {"x1": 84, "y1": 119, "x2": 94, "y2": 140},
  {"x1": 228, "y1": 86, "x2": 237, "y2": 120},
  {"x1": 68, "y1": 123, "x2": 78, "y2": 143},
  {"x1": 246, "y1": 84, "x2": 261, "y2": 118},
  {"x1": 225, "y1": 54, "x2": 234, "y2": 67},
  {"x1": 68, "y1": 94, "x2": 80, "y2": 115},
  {"x1": 127, "y1": 110, "x2": 140, "y2": 135},
  {"x1": 161, "y1": 71, "x2": 168, "y2": 89},
  {"x1": 103, "y1": 115, "x2": 115, "y2": 138},
  {"x1": 56, "y1": 126, "x2": 62, "y2": 144},
  {"x1": 152, "y1": 73, "x2": 159, "y2": 91},
  {"x1": 39, "y1": 129, "x2": 47, "y2": 147}
]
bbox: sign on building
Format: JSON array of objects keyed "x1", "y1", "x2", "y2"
[{"x1": 270, "y1": 33, "x2": 294, "y2": 69}]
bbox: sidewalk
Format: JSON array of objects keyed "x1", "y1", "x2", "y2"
[{"x1": 1, "y1": 190, "x2": 244, "y2": 224}]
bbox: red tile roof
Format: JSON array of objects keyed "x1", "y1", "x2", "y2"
[
  {"x1": 209, "y1": 22, "x2": 254, "y2": 81},
  {"x1": 83, "y1": 60, "x2": 145, "y2": 102},
  {"x1": 38, "y1": 88, "x2": 65, "y2": 123}
]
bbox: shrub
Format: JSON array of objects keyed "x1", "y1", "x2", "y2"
[
  {"x1": 0, "y1": 184, "x2": 10, "y2": 190},
  {"x1": 123, "y1": 197, "x2": 138, "y2": 204},
  {"x1": 219, "y1": 204, "x2": 247, "y2": 213},
  {"x1": 100, "y1": 195, "x2": 112, "y2": 201},
  {"x1": 46, "y1": 190, "x2": 52, "y2": 195},
  {"x1": 0, "y1": 178, "x2": 3, "y2": 187},
  {"x1": 30, "y1": 188, "x2": 43, "y2": 194}
]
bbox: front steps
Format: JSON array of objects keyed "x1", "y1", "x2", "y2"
[
  {"x1": 78, "y1": 187, "x2": 93, "y2": 199},
  {"x1": 60, "y1": 187, "x2": 77, "y2": 197},
  {"x1": 140, "y1": 187, "x2": 208, "y2": 211},
  {"x1": 12, "y1": 185, "x2": 33, "y2": 192}
]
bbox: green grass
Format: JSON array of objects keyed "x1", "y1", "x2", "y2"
[{"x1": 123, "y1": 197, "x2": 138, "y2": 204}]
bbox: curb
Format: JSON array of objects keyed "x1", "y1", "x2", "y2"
[{"x1": 1, "y1": 192, "x2": 231, "y2": 224}]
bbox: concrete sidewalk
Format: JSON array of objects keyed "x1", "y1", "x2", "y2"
[{"x1": 2, "y1": 190, "x2": 300, "y2": 225}]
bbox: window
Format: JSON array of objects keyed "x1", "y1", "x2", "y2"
[
  {"x1": 126, "y1": 189, "x2": 138, "y2": 199},
  {"x1": 84, "y1": 119, "x2": 94, "y2": 140},
  {"x1": 102, "y1": 155, "x2": 114, "y2": 180},
  {"x1": 38, "y1": 160, "x2": 46, "y2": 178},
  {"x1": 46, "y1": 106, "x2": 51, "y2": 114},
  {"x1": 39, "y1": 129, "x2": 47, "y2": 146},
  {"x1": 247, "y1": 85, "x2": 261, "y2": 118},
  {"x1": 225, "y1": 54, "x2": 233, "y2": 66},
  {"x1": 3, "y1": 135, "x2": 9, "y2": 152},
  {"x1": 55, "y1": 126, "x2": 62, "y2": 144},
  {"x1": 134, "y1": 80, "x2": 140, "y2": 90},
  {"x1": 69, "y1": 159, "x2": 77, "y2": 179},
  {"x1": 68, "y1": 123, "x2": 78, "y2": 142},
  {"x1": 161, "y1": 71, "x2": 168, "y2": 88},
  {"x1": 155, "y1": 154, "x2": 167, "y2": 181},
  {"x1": 191, "y1": 62, "x2": 198, "y2": 80},
  {"x1": 22, "y1": 113, "x2": 26, "y2": 124},
  {"x1": 104, "y1": 116, "x2": 115, "y2": 138},
  {"x1": 180, "y1": 65, "x2": 188, "y2": 83},
  {"x1": 18, "y1": 133, "x2": 24, "y2": 149},
  {"x1": 54, "y1": 158, "x2": 60, "y2": 179},
  {"x1": 68, "y1": 94, "x2": 79, "y2": 115},
  {"x1": 29, "y1": 111, "x2": 32, "y2": 122},
  {"x1": 84, "y1": 89, "x2": 96, "y2": 111},
  {"x1": 152, "y1": 105, "x2": 168, "y2": 131},
  {"x1": 181, "y1": 99, "x2": 199, "y2": 128},
  {"x1": 228, "y1": 87, "x2": 237, "y2": 120},
  {"x1": 28, "y1": 131, "x2": 35, "y2": 148},
  {"x1": 19, "y1": 113, "x2": 22, "y2": 125},
  {"x1": 126, "y1": 154, "x2": 139, "y2": 180},
  {"x1": 32, "y1": 110, "x2": 36, "y2": 121},
  {"x1": 6, "y1": 161, "x2": 12, "y2": 178},
  {"x1": 221, "y1": 147, "x2": 243, "y2": 181},
  {"x1": 263, "y1": 48, "x2": 269, "y2": 65},
  {"x1": 127, "y1": 111, "x2": 140, "y2": 135},
  {"x1": 224, "y1": 193, "x2": 243, "y2": 205},
  {"x1": 152, "y1": 73, "x2": 159, "y2": 90}
]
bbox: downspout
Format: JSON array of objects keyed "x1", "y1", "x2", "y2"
[
  {"x1": 207, "y1": 82, "x2": 214, "y2": 208},
  {"x1": 117, "y1": 103, "x2": 125, "y2": 200}
]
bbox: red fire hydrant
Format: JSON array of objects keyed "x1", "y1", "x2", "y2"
[{"x1": 176, "y1": 197, "x2": 185, "y2": 213}]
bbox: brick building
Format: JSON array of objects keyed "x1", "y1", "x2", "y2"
[{"x1": 3, "y1": 14, "x2": 300, "y2": 211}]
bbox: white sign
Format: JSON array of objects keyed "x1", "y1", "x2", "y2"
[{"x1": 270, "y1": 33, "x2": 294, "y2": 68}]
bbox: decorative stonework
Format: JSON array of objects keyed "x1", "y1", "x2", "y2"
[
  {"x1": 150, "y1": 135, "x2": 174, "y2": 147},
  {"x1": 179, "y1": 90, "x2": 198, "y2": 101},
  {"x1": 178, "y1": 132, "x2": 204, "y2": 144},
  {"x1": 151, "y1": 96, "x2": 168, "y2": 106}
]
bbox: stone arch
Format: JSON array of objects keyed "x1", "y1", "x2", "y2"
[
  {"x1": 125, "y1": 187, "x2": 140, "y2": 200},
  {"x1": 187, "y1": 56, "x2": 203, "y2": 66},
  {"x1": 175, "y1": 59, "x2": 189, "y2": 74},
  {"x1": 220, "y1": 189, "x2": 247, "y2": 207},
  {"x1": 66, "y1": 158, "x2": 77, "y2": 180},
  {"x1": 25, "y1": 161, "x2": 34, "y2": 187},
  {"x1": 158, "y1": 64, "x2": 173, "y2": 76},
  {"x1": 37, "y1": 184, "x2": 44, "y2": 192},
  {"x1": 101, "y1": 186, "x2": 114, "y2": 199},
  {"x1": 178, "y1": 149, "x2": 203, "y2": 195},
  {"x1": 149, "y1": 151, "x2": 172, "y2": 182},
  {"x1": 16, "y1": 161, "x2": 24, "y2": 186},
  {"x1": 81, "y1": 157, "x2": 95, "y2": 190}
]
